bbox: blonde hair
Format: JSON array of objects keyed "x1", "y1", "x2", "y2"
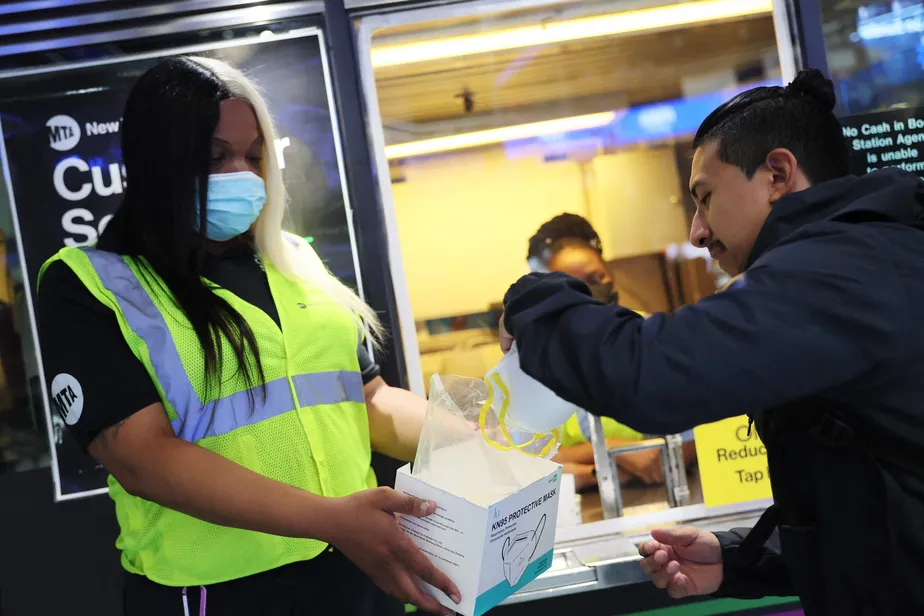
[{"x1": 187, "y1": 56, "x2": 384, "y2": 346}]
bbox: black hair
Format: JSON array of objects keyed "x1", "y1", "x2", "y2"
[
  {"x1": 527, "y1": 213, "x2": 602, "y2": 270},
  {"x1": 692, "y1": 69, "x2": 849, "y2": 184},
  {"x1": 102, "y1": 56, "x2": 265, "y2": 403}
]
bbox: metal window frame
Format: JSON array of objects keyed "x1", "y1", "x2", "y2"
[
  {"x1": 772, "y1": 0, "x2": 800, "y2": 81},
  {"x1": 785, "y1": 0, "x2": 828, "y2": 76},
  {"x1": 0, "y1": 0, "x2": 324, "y2": 59},
  {"x1": 321, "y1": 0, "x2": 411, "y2": 392},
  {"x1": 0, "y1": 0, "x2": 110, "y2": 16},
  {"x1": 1, "y1": 0, "x2": 274, "y2": 38},
  {"x1": 345, "y1": 0, "x2": 481, "y2": 12}
]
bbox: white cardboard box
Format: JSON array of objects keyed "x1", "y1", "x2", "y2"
[
  {"x1": 395, "y1": 459, "x2": 562, "y2": 616},
  {"x1": 556, "y1": 473, "x2": 583, "y2": 528}
]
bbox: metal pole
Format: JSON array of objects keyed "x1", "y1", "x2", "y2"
[
  {"x1": 587, "y1": 412, "x2": 623, "y2": 519},
  {"x1": 663, "y1": 434, "x2": 690, "y2": 508}
]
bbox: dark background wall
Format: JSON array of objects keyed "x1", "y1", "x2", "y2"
[{"x1": 0, "y1": 469, "x2": 123, "y2": 615}]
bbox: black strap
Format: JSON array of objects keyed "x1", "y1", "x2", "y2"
[
  {"x1": 772, "y1": 410, "x2": 924, "y2": 478},
  {"x1": 802, "y1": 411, "x2": 924, "y2": 477},
  {"x1": 736, "y1": 504, "x2": 781, "y2": 566}
]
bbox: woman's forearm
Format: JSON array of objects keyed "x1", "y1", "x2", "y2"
[
  {"x1": 365, "y1": 378, "x2": 426, "y2": 462},
  {"x1": 90, "y1": 408, "x2": 342, "y2": 543},
  {"x1": 136, "y1": 439, "x2": 338, "y2": 539}
]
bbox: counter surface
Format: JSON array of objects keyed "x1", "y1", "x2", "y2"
[{"x1": 502, "y1": 501, "x2": 768, "y2": 605}]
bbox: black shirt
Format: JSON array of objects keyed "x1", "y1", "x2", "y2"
[{"x1": 37, "y1": 241, "x2": 381, "y2": 450}]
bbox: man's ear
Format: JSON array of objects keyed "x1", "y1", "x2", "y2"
[{"x1": 764, "y1": 148, "x2": 799, "y2": 204}]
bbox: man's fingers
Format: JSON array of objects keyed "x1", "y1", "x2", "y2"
[
  {"x1": 667, "y1": 573, "x2": 692, "y2": 599},
  {"x1": 650, "y1": 526, "x2": 701, "y2": 548},
  {"x1": 639, "y1": 556, "x2": 661, "y2": 575},
  {"x1": 650, "y1": 560, "x2": 682, "y2": 589},
  {"x1": 644, "y1": 548, "x2": 670, "y2": 565},
  {"x1": 651, "y1": 570, "x2": 672, "y2": 589},
  {"x1": 639, "y1": 549, "x2": 671, "y2": 575},
  {"x1": 638, "y1": 540, "x2": 661, "y2": 557},
  {"x1": 499, "y1": 315, "x2": 514, "y2": 353}
]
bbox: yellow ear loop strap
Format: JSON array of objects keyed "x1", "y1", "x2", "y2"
[
  {"x1": 494, "y1": 374, "x2": 541, "y2": 450},
  {"x1": 479, "y1": 373, "x2": 561, "y2": 457},
  {"x1": 479, "y1": 376, "x2": 512, "y2": 451}
]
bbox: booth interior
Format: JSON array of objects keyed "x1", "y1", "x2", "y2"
[{"x1": 359, "y1": 0, "x2": 781, "y2": 529}]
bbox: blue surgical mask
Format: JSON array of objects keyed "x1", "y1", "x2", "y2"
[{"x1": 197, "y1": 171, "x2": 267, "y2": 241}]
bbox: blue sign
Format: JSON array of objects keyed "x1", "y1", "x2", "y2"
[{"x1": 504, "y1": 79, "x2": 783, "y2": 159}]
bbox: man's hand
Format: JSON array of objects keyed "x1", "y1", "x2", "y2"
[
  {"x1": 499, "y1": 314, "x2": 514, "y2": 354},
  {"x1": 638, "y1": 526, "x2": 723, "y2": 599},
  {"x1": 327, "y1": 488, "x2": 461, "y2": 615}
]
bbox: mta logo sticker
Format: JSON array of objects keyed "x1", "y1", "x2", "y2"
[
  {"x1": 50, "y1": 373, "x2": 84, "y2": 426},
  {"x1": 46, "y1": 115, "x2": 81, "y2": 152}
]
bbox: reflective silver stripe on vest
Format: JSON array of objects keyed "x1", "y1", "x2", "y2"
[
  {"x1": 172, "y1": 373, "x2": 364, "y2": 443},
  {"x1": 82, "y1": 249, "x2": 365, "y2": 443},
  {"x1": 293, "y1": 371, "x2": 364, "y2": 409}
]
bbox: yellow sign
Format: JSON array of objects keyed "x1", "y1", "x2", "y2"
[{"x1": 693, "y1": 415, "x2": 772, "y2": 507}]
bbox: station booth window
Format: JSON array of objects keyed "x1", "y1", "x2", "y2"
[
  {"x1": 814, "y1": 0, "x2": 924, "y2": 179},
  {"x1": 355, "y1": 0, "x2": 783, "y2": 534}
]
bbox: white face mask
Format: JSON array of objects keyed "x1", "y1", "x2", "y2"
[
  {"x1": 197, "y1": 171, "x2": 267, "y2": 241},
  {"x1": 502, "y1": 514, "x2": 547, "y2": 586}
]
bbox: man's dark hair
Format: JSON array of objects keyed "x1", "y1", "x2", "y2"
[
  {"x1": 692, "y1": 69, "x2": 849, "y2": 184},
  {"x1": 527, "y1": 213, "x2": 603, "y2": 272}
]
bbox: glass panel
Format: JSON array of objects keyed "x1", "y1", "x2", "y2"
[
  {"x1": 817, "y1": 1, "x2": 924, "y2": 179},
  {"x1": 817, "y1": 0, "x2": 924, "y2": 116},
  {"x1": 363, "y1": 0, "x2": 781, "y2": 528},
  {"x1": 0, "y1": 24, "x2": 360, "y2": 498}
]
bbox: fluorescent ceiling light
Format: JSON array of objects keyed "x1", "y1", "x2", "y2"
[
  {"x1": 371, "y1": 0, "x2": 773, "y2": 68},
  {"x1": 384, "y1": 112, "x2": 617, "y2": 159}
]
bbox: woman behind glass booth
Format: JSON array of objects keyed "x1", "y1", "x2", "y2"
[
  {"x1": 36, "y1": 57, "x2": 459, "y2": 616},
  {"x1": 527, "y1": 214, "x2": 697, "y2": 490}
]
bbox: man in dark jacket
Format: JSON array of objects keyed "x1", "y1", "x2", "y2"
[{"x1": 500, "y1": 69, "x2": 924, "y2": 614}]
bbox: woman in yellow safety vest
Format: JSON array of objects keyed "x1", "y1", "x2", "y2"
[
  {"x1": 527, "y1": 214, "x2": 696, "y2": 490},
  {"x1": 36, "y1": 57, "x2": 458, "y2": 616}
]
